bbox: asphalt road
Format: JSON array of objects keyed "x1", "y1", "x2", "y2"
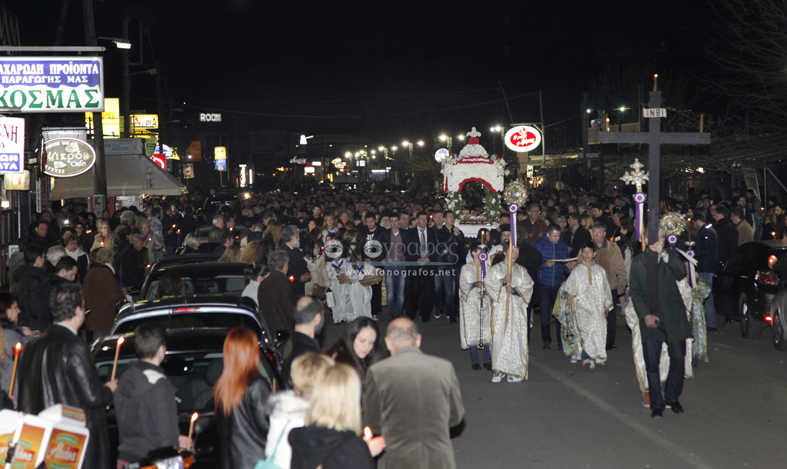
[{"x1": 321, "y1": 312, "x2": 787, "y2": 469}]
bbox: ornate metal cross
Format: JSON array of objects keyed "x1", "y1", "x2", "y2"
[{"x1": 621, "y1": 158, "x2": 649, "y2": 193}]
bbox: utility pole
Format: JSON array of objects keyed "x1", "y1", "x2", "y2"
[
  {"x1": 83, "y1": 0, "x2": 107, "y2": 199},
  {"x1": 581, "y1": 92, "x2": 588, "y2": 160},
  {"x1": 538, "y1": 90, "x2": 545, "y2": 162},
  {"x1": 123, "y1": 17, "x2": 130, "y2": 137}
]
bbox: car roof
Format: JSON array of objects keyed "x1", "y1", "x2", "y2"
[
  {"x1": 147, "y1": 262, "x2": 249, "y2": 278},
  {"x1": 117, "y1": 295, "x2": 257, "y2": 321},
  {"x1": 93, "y1": 328, "x2": 231, "y2": 363},
  {"x1": 743, "y1": 240, "x2": 787, "y2": 250},
  {"x1": 150, "y1": 254, "x2": 222, "y2": 269}
]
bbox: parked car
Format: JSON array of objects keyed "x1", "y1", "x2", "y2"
[
  {"x1": 202, "y1": 195, "x2": 238, "y2": 212},
  {"x1": 111, "y1": 295, "x2": 281, "y2": 370},
  {"x1": 138, "y1": 262, "x2": 249, "y2": 301},
  {"x1": 149, "y1": 253, "x2": 222, "y2": 272},
  {"x1": 93, "y1": 328, "x2": 281, "y2": 468},
  {"x1": 713, "y1": 240, "x2": 787, "y2": 339}
]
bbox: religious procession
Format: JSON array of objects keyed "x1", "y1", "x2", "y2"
[{"x1": 4, "y1": 2, "x2": 787, "y2": 463}]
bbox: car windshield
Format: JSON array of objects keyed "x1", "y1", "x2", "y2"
[
  {"x1": 144, "y1": 274, "x2": 247, "y2": 300},
  {"x1": 114, "y1": 313, "x2": 261, "y2": 335},
  {"x1": 96, "y1": 350, "x2": 275, "y2": 413}
]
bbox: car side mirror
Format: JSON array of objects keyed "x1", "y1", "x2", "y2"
[{"x1": 275, "y1": 329, "x2": 290, "y2": 349}]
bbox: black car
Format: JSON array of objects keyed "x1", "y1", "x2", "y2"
[
  {"x1": 139, "y1": 262, "x2": 249, "y2": 301},
  {"x1": 202, "y1": 195, "x2": 238, "y2": 212},
  {"x1": 149, "y1": 253, "x2": 222, "y2": 272},
  {"x1": 713, "y1": 240, "x2": 787, "y2": 338},
  {"x1": 93, "y1": 329, "x2": 281, "y2": 468}
]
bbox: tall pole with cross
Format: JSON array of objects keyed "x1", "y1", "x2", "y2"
[{"x1": 598, "y1": 75, "x2": 710, "y2": 323}]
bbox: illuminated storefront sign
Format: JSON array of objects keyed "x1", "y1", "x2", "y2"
[{"x1": 0, "y1": 57, "x2": 104, "y2": 112}]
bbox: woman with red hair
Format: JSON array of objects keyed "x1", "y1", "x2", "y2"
[{"x1": 214, "y1": 327, "x2": 271, "y2": 469}]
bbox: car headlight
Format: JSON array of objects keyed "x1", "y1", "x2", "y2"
[{"x1": 155, "y1": 456, "x2": 184, "y2": 469}]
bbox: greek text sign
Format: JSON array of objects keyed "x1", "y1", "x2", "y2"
[
  {"x1": 43, "y1": 138, "x2": 96, "y2": 177},
  {"x1": 0, "y1": 57, "x2": 104, "y2": 113},
  {"x1": 0, "y1": 116, "x2": 24, "y2": 173}
]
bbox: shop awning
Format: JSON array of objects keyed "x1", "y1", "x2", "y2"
[{"x1": 49, "y1": 153, "x2": 187, "y2": 200}]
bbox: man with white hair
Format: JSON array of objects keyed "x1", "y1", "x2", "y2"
[{"x1": 208, "y1": 214, "x2": 226, "y2": 243}]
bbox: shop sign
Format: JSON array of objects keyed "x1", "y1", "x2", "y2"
[
  {"x1": 151, "y1": 153, "x2": 166, "y2": 169},
  {"x1": 504, "y1": 125, "x2": 542, "y2": 153},
  {"x1": 43, "y1": 138, "x2": 96, "y2": 177},
  {"x1": 200, "y1": 113, "x2": 221, "y2": 122},
  {"x1": 0, "y1": 57, "x2": 104, "y2": 113},
  {"x1": 0, "y1": 116, "x2": 24, "y2": 173}
]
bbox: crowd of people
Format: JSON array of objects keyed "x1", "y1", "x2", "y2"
[{"x1": 0, "y1": 181, "x2": 780, "y2": 466}]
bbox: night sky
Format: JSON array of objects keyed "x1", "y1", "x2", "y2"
[{"x1": 15, "y1": 0, "x2": 711, "y2": 146}]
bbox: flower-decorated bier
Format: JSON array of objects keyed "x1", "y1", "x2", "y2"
[
  {"x1": 441, "y1": 127, "x2": 505, "y2": 238},
  {"x1": 0, "y1": 404, "x2": 90, "y2": 469}
]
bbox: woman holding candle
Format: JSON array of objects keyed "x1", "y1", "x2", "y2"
[
  {"x1": 214, "y1": 327, "x2": 272, "y2": 469},
  {"x1": 0, "y1": 292, "x2": 32, "y2": 399},
  {"x1": 90, "y1": 221, "x2": 114, "y2": 252},
  {"x1": 289, "y1": 363, "x2": 384, "y2": 469}
]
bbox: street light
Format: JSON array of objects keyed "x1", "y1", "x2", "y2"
[
  {"x1": 417, "y1": 141, "x2": 424, "y2": 147},
  {"x1": 345, "y1": 152, "x2": 351, "y2": 158},
  {"x1": 457, "y1": 135, "x2": 465, "y2": 141},
  {"x1": 97, "y1": 37, "x2": 131, "y2": 49}
]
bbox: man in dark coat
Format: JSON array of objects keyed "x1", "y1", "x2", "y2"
[
  {"x1": 563, "y1": 213, "x2": 592, "y2": 258},
  {"x1": 18, "y1": 282, "x2": 117, "y2": 469},
  {"x1": 402, "y1": 212, "x2": 438, "y2": 322},
  {"x1": 28, "y1": 219, "x2": 56, "y2": 251},
  {"x1": 279, "y1": 225, "x2": 311, "y2": 297},
  {"x1": 258, "y1": 249, "x2": 296, "y2": 334},
  {"x1": 280, "y1": 296, "x2": 323, "y2": 388},
  {"x1": 629, "y1": 229, "x2": 691, "y2": 418},
  {"x1": 11, "y1": 244, "x2": 47, "y2": 329},
  {"x1": 713, "y1": 206, "x2": 739, "y2": 264},
  {"x1": 121, "y1": 234, "x2": 147, "y2": 294},
  {"x1": 363, "y1": 318, "x2": 464, "y2": 469},
  {"x1": 692, "y1": 214, "x2": 719, "y2": 330},
  {"x1": 37, "y1": 256, "x2": 78, "y2": 331},
  {"x1": 358, "y1": 211, "x2": 389, "y2": 319}
]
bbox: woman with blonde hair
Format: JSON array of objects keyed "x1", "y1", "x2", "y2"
[
  {"x1": 90, "y1": 221, "x2": 114, "y2": 251},
  {"x1": 288, "y1": 363, "x2": 384, "y2": 469},
  {"x1": 262, "y1": 223, "x2": 283, "y2": 246},
  {"x1": 239, "y1": 240, "x2": 268, "y2": 265},
  {"x1": 214, "y1": 327, "x2": 271, "y2": 469},
  {"x1": 179, "y1": 233, "x2": 200, "y2": 255},
  {"x1": 217, "y1": 244, "x2": 240, "y2": 263},
  {"x1": 263, "y1": 353, "x2": 334, "y2": 469}
]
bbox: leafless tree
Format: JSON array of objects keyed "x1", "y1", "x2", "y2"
[{"x1": 707, "y1": 0, "x2": 787, "y2": 127}]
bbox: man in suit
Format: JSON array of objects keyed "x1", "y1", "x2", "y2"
[
  {"x1": 258, "y1": 250, "x2": 296, "y2": 334},
  {"x1": 402, "y1": 212, "x2": 438, "y2": 322},
  {"x1": 731, "y1": 208, "x2": 754, "y2": 246},
  {"x1": 18, "y1": 283, "x2": 117, "y2": 469},
  {"x1": 563, "y1": 213, "x2": 592, "y2": 258},
  {"x1": 280, "y1": 225, "x2": 311, "y2": 297},
  {"x1": 363, "y1": 318, "x2": 464, "y2": 469}
]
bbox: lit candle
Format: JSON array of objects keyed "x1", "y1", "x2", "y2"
[
  {"x1": 8, "y1": 342, "x2": 22, "y2": 399},
  {"x1": 111, "y1": 337, "x2": 125, "y2": 381},
  {"x1": 686, "y1": 218, "x2": 691, "y2": 242},
  {"x1": 188, "y1": 412, "x2": 199, "y2": 449},
  {"x1": 363, "y1": 426, "x2": 372, "y2": 441}
]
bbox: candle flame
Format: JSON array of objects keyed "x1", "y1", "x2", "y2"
[
  {"x1": 15, "y1": 342, "x2": 22, "y2": 351},
  {"x1": 117, "y1": 337, "x2": 125, "y2": 345},
  {"x1": 364, "y1": 427, "x2": 372, "y2": 439},
  {"x1": 191, "y1": 412, "x2": 199, "y2": 422},
  {"x1": 654, "y1": 74, "x2": 658, "y2": 78}
]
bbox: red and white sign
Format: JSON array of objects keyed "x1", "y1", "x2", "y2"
[
  {"x1": 504, "y1": 125, "x2": 541, "y2": 153},
  {"x1": 151, "y1": 153, "x2": 166, "y2": 170}
]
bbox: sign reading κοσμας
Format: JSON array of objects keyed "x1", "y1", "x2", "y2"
[
  {"x1": 43, "y1": 138, "x2": 96, "y2": 177},
  {"x1": 0, "y1": 57, "x2": 104, "y2": 113}
]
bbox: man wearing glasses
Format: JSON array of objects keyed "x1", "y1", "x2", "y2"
[{"x1": 520, "y1": 203, "x2": 548, "y2": 245}]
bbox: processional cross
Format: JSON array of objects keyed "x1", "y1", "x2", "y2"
[{"x1": 598, "y1": 78, "x2": 710, "y2": 317}]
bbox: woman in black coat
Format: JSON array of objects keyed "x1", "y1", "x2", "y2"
[
  {"x1": 289, "y1": 363, "x2": 384, "y2": 469},
  {"x1": 214, "y1": 327, "x2": 272, "y2": 469}
]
